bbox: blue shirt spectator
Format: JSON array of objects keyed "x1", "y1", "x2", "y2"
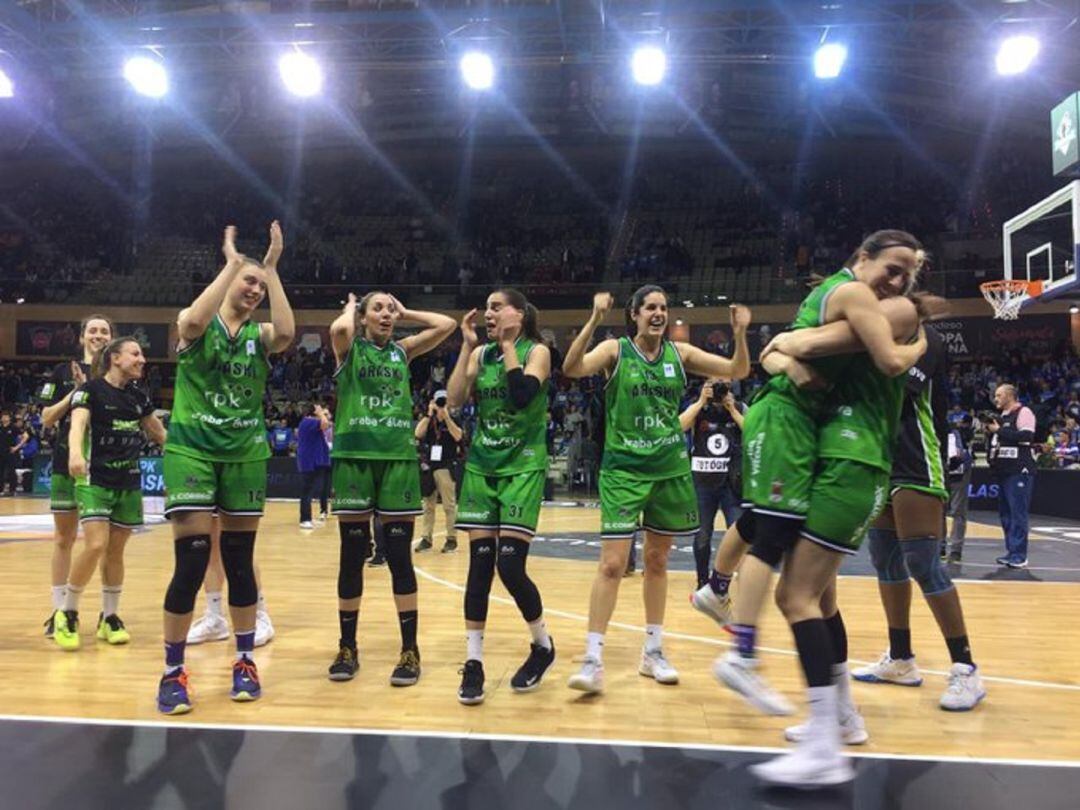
[
  {"x1": 297, "y1": 407, "x2": 331, "y2": 473},
  {"x1": 268, "y1": 421, "x2": 293, "y2": 457}
]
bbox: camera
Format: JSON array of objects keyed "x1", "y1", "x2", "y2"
[
  {"x1": 712, "y1": 382, "x2": 730, "y2": 399},
  {"x1": 434, "y1": 394, "x2": 448, "y2": 407},
  {"x1": 979, "y1": 411, "x2": 999, "y2": 425}
]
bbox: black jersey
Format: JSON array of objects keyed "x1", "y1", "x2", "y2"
[
  {"x1": 689, "y1": 403, "x2": 745, "y2": 487},
  {"x1": 70, "y1": 377, "x2": 154, "y2": 491},
  {"x1": 37, "y1": 361, "x2": 91, "y2": 477},
  {"x1": 891, "y1": 326, "x2": 949, "y2": 495}
]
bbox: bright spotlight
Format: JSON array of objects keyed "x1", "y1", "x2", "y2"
[
  {"x1": 460, "y1": 52, "x2": 495, "y2": 91},
  {"x1": 631, "y1": 46, "x2": 667, "y2": 86},
  {"x1": 123, "y1": 55, "x2": 168, "y2": 98},
  {"x1": 996, "y1": 35, "x2": 1040, "y2": 76},
  {"x1": 279, "y1": 51, "x2": 323, "y2": 97},
  {"x1": 813, "y1": 43, "x2": 847, "y2": 79},
  {"x1": 0, "y1": 69, "x2": 12, "y2": 98}
]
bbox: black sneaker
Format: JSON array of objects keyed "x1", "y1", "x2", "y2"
[
  {"x1": 948, "y1": 550, "x2": 962, "y2": 564},
  {"x1": 441, "y1": 538, "x2": 458, "y2": 554},
  {"x1": 939, "y1": 542, "x2": 949, "y2": 560},
  {"x1": 328, "y1": 645, "x2": 359, "y2": 681},
  {"x1": 390, "y1": 648, "x2": 421, "y2": 686},
  {"x1": 43, "y1": 612, "x2": 55, "y2": 638},
  {"x1": 415, "y1": 537, "x2": 433, "y2": 552},
  {"x1": 511, "y1": 638, "x2": 556, "y2": 693},
  {"x1": 368, "y1": 552, "x2": 386, "y2": 567},
  {"x1": 458, "y1": 659, "x2": 485, "y2": 705}
]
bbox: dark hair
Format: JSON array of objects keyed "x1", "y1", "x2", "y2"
[
  {"x1": 358, "y1": 291, "x2": 388, "y2": 318},
  {"x1": 624, "y1": 284, "x2": 668, "y2": 335},
  {"x1": 79, "y1": 313, "x2": 115, "y2": 345},
  {"x1": 92, "y1": 336, "x2": 139, "y2": 379},
  {"x1": 493, "y1": 288, "x2": 542, "y2": 342},
  {"x1": 845, "y1": 230, "x2": 924, "y2": 273}
]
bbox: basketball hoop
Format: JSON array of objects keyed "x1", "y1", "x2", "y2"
[{"x1": 980, "y1": 279, "x2": 1042, "y2": 320}]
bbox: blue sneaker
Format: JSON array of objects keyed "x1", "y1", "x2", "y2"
[
  {"x1": 157, "y1": 668, "x2": 193, "y2": 715},
  {"x1": 231, "y1": 657, "x2": 261, "y2": 702}
]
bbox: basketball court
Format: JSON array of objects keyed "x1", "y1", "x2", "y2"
[{"x1": 1, "y1": 499, "x2": 1077, "y2": 808}]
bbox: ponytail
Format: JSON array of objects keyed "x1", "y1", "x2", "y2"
[
  {"x1": 92, "y1": 336, "x2": 137, "y2": 379},
  {"x1": 495, "y1": 288, "x2": 542, "y2": 342}
]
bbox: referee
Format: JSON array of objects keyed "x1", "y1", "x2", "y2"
[{"x1": 987, "y1": 384, "x2": 1036, "y2": 568}]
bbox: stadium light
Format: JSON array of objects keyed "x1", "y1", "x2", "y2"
[
  {"x1": 813, "y1": 43, "x2": 847, "y2": 79},
  {"x1": 996, "y1": 35, "x2": 1040, "y2": 76},
  {"x1": 279, "y1": 51, "x2": 323, "y2": 97},
  {"x1": 631, "y1": 46, "x2": 667, "y2": 86},
  {"x1": 123, "y1": 55, "x2": 168, "y2": 98},
  {"x1": 460, "y1": 51, "x2": 495, "y2": 91},
  {"x1": 0, "y1": 69, "x2": 13, "y2": 99},
  {"x1": 1070, "y1": 305, "x2": 1079, "y2": 315}
]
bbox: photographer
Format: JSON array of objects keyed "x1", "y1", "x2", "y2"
[
  {"x1": 680, "y1": 380, "x2": 746, "y2": 589},
  {"x1": 986, "y1": 384, "x2": 1036, "y2": 568},
  {"x1": 297, "y1": 403, "x2": 332, "y2": 529},
  {"x1": 414, "y1": 390, "x2": 462, "y2": 554}
]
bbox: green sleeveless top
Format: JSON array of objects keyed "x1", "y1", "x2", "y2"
[
  {"x1": 601, "y1": 337, "x2": 690, "y2": 480},
  {"x1": 818, "y1": 353, "x2": 907, "y2": 473},
  {"x1": 466, "y1": 338, "x2": 549, "y2": 475},
  {"x1": 332, "y1": 337, "x2": 417, "y2": 460},
  {"x1": 760, "y1": 267, "x2": 857, "y2": 415},
  {"x1": 166, "y1": 315, "x2": 270, "y2": 462}
]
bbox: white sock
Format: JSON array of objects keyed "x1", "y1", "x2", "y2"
[
  {"x1": 51, "y1": 585, "x2": 66, "y2": 610},
  {"x1": 586, "y1": 632, "x2": 605, "y2": 662},
  {"x1": 645, "y1": 624, "x2": 663, "y2": 653},
  {"x1": 832, "y1": 662, "x2": 856, "y2": 717},
  {"x1": 101, "y1": 586, "x2": 121, "y2": 618},
  {"x1": 206, "y1": 591, "x2": 224, "y2": 617},
  {"x1": 257, "y1": 592, "x2": 267, "y2": 614},
  {"x1": 63, "y1": 584, "x2": 84, "y2": 612},
  {"x1": 528, "y1": 619, "x2": 552, "y2": 650},
  {"x1": 466, "y1": 629, "x2": 484, "y2": 662},
  {"x1": 805, "y1": 684, "x2": 841, "y2": 752}
]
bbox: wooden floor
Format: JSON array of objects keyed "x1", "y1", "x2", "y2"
[{"x1": 1, "y1": 499, "x2": 1078, "y2": 763}]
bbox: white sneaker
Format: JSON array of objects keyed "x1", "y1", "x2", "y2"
[
  {"x1": 785, "y1": 711, "x2": 869, "y2": 746},
  {"x1": 689, "y1": 584, "x2": 732, "y2": 628},
  {"x1": 714, "y1": 651, "x2": 796, "y2": 716},
  {"x1": 317, "y1": 512, "x2": 328, "y2": 524},
  {"x1": 639, "y1": 647, "x2": 679, "y2": 684},
  {"x1": 299, "y1": 521, "x2": 315, "y2": 530},
  {"x1": 567, "y1": 657, "x2": 605, "y2": 694},
  {"x1": 852, "y1": 651, "x2": 923, "y2": 686},
  {"x1": 939, "y1": 662, "x2": 986, "y2": 711},
  {"x1": 186, "y1": 612, "x2": 229, "y2": 644},
  {"x1": 255, "y1": 610, "x2": 275, "y2": 647},
  {"x1": 750, "y1": 747, "x2": 855, "y2": 788}
]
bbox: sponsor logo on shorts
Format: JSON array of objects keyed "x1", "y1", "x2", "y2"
[
  {"x1": 769, "y1": 479, "x2": 784, "y2": 503},
  {"x1": 841, "y1": 429, "x2": 858, "y2": 441},
  {"x1": 170, "y1": 491, "x2": 212, "y2": 501}
]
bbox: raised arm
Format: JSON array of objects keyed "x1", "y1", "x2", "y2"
[
  {"x1": 676, "y1": 304, "x2": 752, "y2": 381},
  {"x1": 679, "y1": 383, "x2": 712, "y2": 432},
  {"x1": 178, "y1": 225, "x2": 246, "y2": 344},
  {"x1": 141, "y1": 414, "x2": 167, "y2": 447},
  {"x1": 562, "y1": 292, "x2": 619, "y2": 379},
  {"x1": 41, "y1": 362, "x2": 86, "y2": 429},
  {"x1": 446, "y1": 310, "x2": 481, "y2": 410},
  {"x1": 330, "y1": 293, "x2": 358, "y2": 365},
  {"x1": 259, "y1": 221, "x2": 296, "y2": 354},
  {"x1": 391, "y1": 296, "x2": 457, "y2": 361},
  {"x1": 415, "y1": 402, "x2": 433, "y2": 441},
  {"x1": 493, "y1": 314, "x2": 552, "y2": 410},
  {"x1": 827, "y1": 284, "x2": 924, "y2": 376}
]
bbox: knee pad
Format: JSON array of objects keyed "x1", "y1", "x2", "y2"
[
  {"x1": 868, "y1": 527, "x2": 909, "y2": 583},
  {"x1": 383, "y1": 521, "x2": 417, "y2": 595},
  {"x1": 338, "y1": 521, "x2": 370, "y2": 600},
  {"x1": 465, "y1": 537, "x2": 497, "y2": 622},
  {"x1": 164, "y1": 534, "x2": 211, "y2": 614},
  {"x1": 497, "y1": 538, "x2": 542, "y2": 624},
  {"x1": 735, "y1": 509, "x2": 757, "y2": 544},
  {"x1": 220, "y1": 530, "x2": 257, "y2": 608},
  {"x1": 747, "y1": 513, "x2": 800, "y2": 568},
  {"x1": 901, "y1": 537, "x2": 954, "y2": 596}
]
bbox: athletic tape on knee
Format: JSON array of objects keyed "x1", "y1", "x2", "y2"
[
  {"x1": 497, "y1": 538, "x2": 543, "y2": 624},
  {"x1": 868, "y1": 527, "x2": 909, "y2": 583},
  {"x1": 164, "y1": 534, "x2": 211, "y2": 614},
  {"x1": 338, "y1": 521, "x2": 370, "y2": 600},
  {"x1": 383, "y1": 521, "x2": 417, "y2": 595},
  {"x1": 220, "y1": 530, "x2": 257, "y2": 608},
  {"x1": 465, "y1": 537, "x2": 497, "y2": 622},
  {"x1": 747, "y1": 514, "x2": 800, "y2": 568},
  {"x1": 901, "y1": 536, "x2": 954, "y2": 596}
]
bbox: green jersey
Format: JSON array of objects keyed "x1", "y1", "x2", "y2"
[
  {"x1": 332, "y1": 337, "x2": 417, "y2": 460},
  {"x1": 166, "y1": 315, "x2": 270, "y2": 463},
  {"x1": 466, "y1": 339, "x2": 548, "y2": 475},
  {"x1": 818, "y1": 354, "x2": 906, "y2": 473},
  {"x1": 761, "y1": 267, "x2": 857, "y2": 415},
  {"x1": 601, "y1": 337, "x2": 689, "y2": 480}
]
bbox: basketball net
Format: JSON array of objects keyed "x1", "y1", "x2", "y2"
[{"x1": 980, "y1": 279, "x2": 1042, "y2": 320}]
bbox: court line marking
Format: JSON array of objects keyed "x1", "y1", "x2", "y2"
[
  {"x1": 413, "y1": 566, "x2": 1080, "y2": 693},
  {"x1": 1, "y1": 712, "x2": 1078, "y2": 769}
]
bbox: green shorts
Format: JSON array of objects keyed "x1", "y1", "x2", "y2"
[
  {"x1": 456, "y1": 468, "x2": 545, "y2": 536},
  {"x1": 741, "y1": 393, "x2": 817, "y2": 519},
  {"x1": 332, "y1": 458, "x2": 422, "y2": 517},
  {"x1": 164, "y1": 452, "x2": 267, "y2": 517},
  {"x1": 802, "y1": 459, "x2": 890, "y2": 555},
  {"x1": 599, "y1": 469, "x2": 698, "y2": 539},
  {"x1": 76, "y1": 484, "x2": 143, "y2": 527},
  {"x1": 50, "y1": 472, "x2": 77, "y2": 512}
]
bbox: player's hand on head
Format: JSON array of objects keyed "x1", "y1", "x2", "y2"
[{"x1": 460, "y1": 309, "x2": 480, "y2": 347}]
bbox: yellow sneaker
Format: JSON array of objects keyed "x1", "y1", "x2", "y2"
[
  {"x1": 96, "y1": 614, "x2": 131, "y2": 645},
  {"x1": 53, "y1": 609, "x2": 80, "y2": 651}
]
